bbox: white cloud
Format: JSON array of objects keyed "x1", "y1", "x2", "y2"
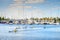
[
  {"x1": 8, "y1": 5, "x2": 32, "y2": 9},
  {"x1": 1, "y1": 0, "x2": 45, "y2": 19},
  {"x1": 13, "y1": 0, "x2": 45, "y2": 4},
  {"x1": 25, "y1": 0, "x2": 45, "y2": 4},
  {"x1": 8, "y1": 0, "x2": 45, "y2": 10}
]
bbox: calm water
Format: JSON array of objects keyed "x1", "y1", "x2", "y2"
[{"x1": 0, "y1": 24, "x2": 60, "y2": 40}]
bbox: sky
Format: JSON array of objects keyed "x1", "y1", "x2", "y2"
[{"x1": 0, "y1": 0, "x2": 60, "y2": 19}]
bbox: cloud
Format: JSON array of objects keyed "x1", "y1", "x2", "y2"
[
  {"x1": 25, "y1": 0, "x2": 45, "y2": 4},
  {"x1": 1, "y1": 0, "x2": 45, "y2": 19},
  {"x1": 13, "y1": 0, "x2": 45, "y2": 4},
  {"x1": 8, "y1": 5, "x2": 32, "y2": 9},
  {"x1": 8, "y1": 0, "x2": 33, "y2": 9},
  {"x1": 8, "y1": 0, "x2": 45, "y2": 9}
]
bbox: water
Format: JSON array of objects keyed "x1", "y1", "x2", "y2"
[{"x1": 0, "y1": 24, "x2": 60, "y2": 40}]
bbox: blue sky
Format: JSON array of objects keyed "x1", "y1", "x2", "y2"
[{"x1": 0, "y1": 0, "x2": 60, "y2": 19}]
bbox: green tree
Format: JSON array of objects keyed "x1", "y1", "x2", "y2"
[
  {"x1": 57, "y1": 18, "x2": 60, "y2": 23},
  {"x1": 53, "y1": 18, "x2": 56, "y2": 23},
  {"x1": 1, "y1": 17, "x2": 4, "y2": 20},
  {"x1": 0, "y1": 17, "x2": 1, "y2": 20},
  {"x1": 34, "y1": 18, "x2": 39, "y2": 22},
  {"x1": 30, "y1": 18, "x2": 34, "y2": 20}
]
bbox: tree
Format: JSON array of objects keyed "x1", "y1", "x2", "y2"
[
  {"x1": 30, "y1": 18, "x2": 34, "y2": 20},
  {"x1": 34, "y1": 18, "x2": 39, "y2": 22},
  {"x1": 0, "y1": 17, "x2": 1, "y2": 20},
  {"x1": 53, "y1": 18, "x2": 56, "y2": 23},
  {"x1": 1, "y1": 17, "x2": 4, "y2": 20},
  {"x1": 57, "y1": 18, "x2": 60, "y2": 23}
]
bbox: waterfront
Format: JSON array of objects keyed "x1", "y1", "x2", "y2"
[
  {"x1": 0, "y1": 24, "x2": 60, "y2": 40},
  {"x1": 0, "y1": 0, "x2": 60, "y2": 40}
]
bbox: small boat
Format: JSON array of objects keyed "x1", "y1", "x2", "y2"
[
  {"x1": 9, "y1": 28, "x2": 17, "y2": 33},
  {"x1": 9, "y1": 31, "x2": 13, "y2": 33},
  {"x1": 23, "y1": 26, "x2": 27, "y2": 29},
  {"x1": 16, "y1": 26, "x2": 20, "y2": 29},
  {"x1": 43, "y1": 23, "x2": 49, "y2": 25},
  {"x1": 13, "y1": 28, "x2": 17, "y2": 32},
  {"x1": 43, "y1": 27, "x2": 46, "y2": 29}
]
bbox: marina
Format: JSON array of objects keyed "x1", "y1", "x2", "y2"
[
  {"x1": 0, "y1": 0, "x2": 60, "y2": 40},
  {"x1": 0, "y1": 24, "x2": 60, "y2": 40}
]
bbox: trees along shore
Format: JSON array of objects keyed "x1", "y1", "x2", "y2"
[{"x1": 0, "y1": 17, "x2": 60, "y2": 24}]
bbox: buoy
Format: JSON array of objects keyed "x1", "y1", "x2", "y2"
[{"x1": 14, "y1": 29, "x2": 17, "y2": 32}]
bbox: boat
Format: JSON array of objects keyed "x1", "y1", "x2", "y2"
[
  {"x1": 43, "y1": 23, "x2": 49, "y2": 25},
  {"x1": 9, "y1": 28, "x2": 17, "y2": 33},
  {"x1": 16, "y1": 26, "x2": 20, "y2": 29},
  {"x1": 50, "y1": 23, "x2": 60, "y2": 25},
  {"x1": 43, "y1": 27, "x2": 46, "y2": 29}
]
